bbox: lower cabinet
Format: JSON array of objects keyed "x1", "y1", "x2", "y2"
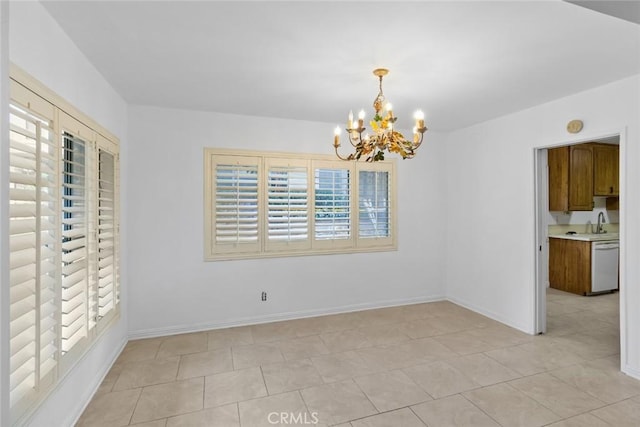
[{"x1": 549, "y1": 237, "x2": 591, "y2": 295}]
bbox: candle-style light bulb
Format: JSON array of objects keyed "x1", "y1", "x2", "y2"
[
  {"x1": 347, "y1": 110, "x2": 354, "y2": 130},
  {"x1": 334, "y1": 126, "x2": 341, "y2": 146},
  {"x1": 386, "y1": 103, "x2": 393, "y2": 118},
  {"x1": 414, "y1": 110, "x2": 425, "y2": 129},
  {"x1": 357, "y1": 109, "x2": 365, "y2": 129},
  {"x1": 413, "y1": 126, "x2": 419, "y2": 143}
]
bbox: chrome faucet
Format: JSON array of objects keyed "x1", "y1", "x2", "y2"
[{"x1": 596, "y1": 212, "x2": 606, "y2": 234}]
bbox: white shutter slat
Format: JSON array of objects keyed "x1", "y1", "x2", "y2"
[{"x1": 267, "y1": 165, "x2": 309, "y2": 244}]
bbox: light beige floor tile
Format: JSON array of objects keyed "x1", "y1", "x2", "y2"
[
  {"x1": 76, "y1": 388, "x2": 141, "y2": 427},
  {"x1": 404, "y1": 361, "x2": 480, "y2": 399},
  {"x1": 350, "y1": 407, "x2": 426, "y2": 427},
  {"x1": 131, "y1": 378, "x2": 204, "y2": 424},
  {"x1": 465, "y1": 325, "x2": 534, "y2": 348},
  {"x1": 176, "y1": 348, "x2": 233, "y2": 379},
  {"x1": 402, "y1": 317, "x2": 456, "y2": 339},
  {"x1": 232, "y1": 342, "x2": 284, "y2": 369},
  {"x1": 354, "y1": 370, "x2": 431, "y2": 412},
  {"x1": 95, "y1": 369, "x2": 120, "y2": 396},
  {"x1": 320, "y1": 329, "x2": 371, "y2": 353},
  {"x1": 446, "y1": 353, "x2": 520, "y2": 386},
  {"x1": 432, "y1": 331, "x2": 497, "y2": 355},
  {"x1": 396, "y1": 337, "x2": 458, "y2": 364},
  {"x1": 261, "y1": 358, "x2": 324, "y2": 394},
  {"x1": 207, "y1": 326, "x2": 253, "y2": 350},
  {"x1": 590, "y1": 398, "x2": 640, "y2": 426},
  {"x1": 113, "y1": 357, "x2": 180, "y2": 391},
  {"x1": 357, "y1": 306, "x2": 405, "y2": 326},
  {"x1": 357, "y1": 323, "x2": 411, "y2": 346},
  {"x1": 131, "y1": 419, "x2": 168, "y2": 427},
  {"x1": 322, "y1": 312, "x2": 368, "y2": 331},
  {"x1": 311, "y1": 351, "x2": 376, "y2": 383},
  {"x1": 117, "y1": 338, "x2": 163, "y2": 364},
  {"x1": 549, "y1": 360, "x2": 640, "y2": 404},
  {"x1": 156, "y1": 332, "x2": 208, "y2": 359},
  {"x1": 401, "y1": 303, "x2": 435, "y2": 321},
  {"x1": 278, "y1": 335, "x2": 330, "y2": 360},
  {"x1": 484, "y1": 339, "x2": 584, "y2": 376},
  {"x1": 509, "y1": 373, "x2": 606, "y2": 418},
  {"x1": 411, "y1": 394, "x2": 500, "y2": 427},
  {"x1": 301, "y1": 380, "x2": 378, "y2": 425},
  {"x1": 546, "y1": 413, "x2": 611, "y2": 427},
  {"x1": 292, "y1": 316, "x2": 333, "y2": 337},
  {"x1": 166, "y1": 403, "x2": 239, "y2": 427},
  {"x1": 204, "y1": 366, "x2": 267, "y2": 407},
  {"x1": 239, "y1": 391, "x2": 313, "y2": 427},
  {"x1": 463, "y1": 383, "x2": 561, "y2": 427},
  {"x1": 251, "y1": 320, "x2": 299, "y2": 343},
  {"x1": 356, "y1": 345, "x2": 418, "y2": 372}
]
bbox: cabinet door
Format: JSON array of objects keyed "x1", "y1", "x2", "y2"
[
  {"x1": 593, "y1": 144, "x2": 619, "y2": 196},
  {"x1": 548, "y1": 147, "x2": 569, "y2": 211},
  {"x1": 568, "y1": 145, "x2": 593, "y2": 211},
  {"x1": 549, "y1": 238, "x2": 591, "y2": 295}
]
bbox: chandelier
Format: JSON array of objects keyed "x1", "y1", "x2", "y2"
[{"x1": 333, "y1": 68, "x2": 427, "y2": 162}]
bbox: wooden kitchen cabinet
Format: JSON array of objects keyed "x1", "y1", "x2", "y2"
[
  {"x1": 592, "y1": 143, "x2": 619, "y2": 196},
  {"x1": 549, "y1": 237, "x2": 591, "y2": 295},
  {"x1": 548, "y1": 145, "x2": 593, "y2": 211}
]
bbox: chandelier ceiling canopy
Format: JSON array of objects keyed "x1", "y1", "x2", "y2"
[{"x1": 333, "y1": 68, "x2": 427, "y2": 162}]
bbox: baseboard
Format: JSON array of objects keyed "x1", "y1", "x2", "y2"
[
  {"x1": 446, "y1": 294, "x2": 533, "y2": 335},
  {"x1": 622, "y1": 362, "x2": 640, "y2": 381},
  {"x1": 128, "y1": 294, "x2": 446, "y2": 339}
]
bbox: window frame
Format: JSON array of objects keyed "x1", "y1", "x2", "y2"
[{"x1": 204, "y1": 148, "x2": 397, "y2": 261}]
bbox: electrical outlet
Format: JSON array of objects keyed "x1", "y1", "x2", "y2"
[{"x1": 261, "y1": 291, "x2": 267, "y2": 301}]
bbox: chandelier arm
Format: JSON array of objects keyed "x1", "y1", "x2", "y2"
[
  {"x1": 346, "y1": 130, "x2": 362, "y2": 148},
  {"x1": 334, "y1": 144, "x2": 353, "y2": 161}
]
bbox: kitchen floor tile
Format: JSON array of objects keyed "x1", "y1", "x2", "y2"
[
  {"x1": 301, "y1": 380, "x2": 378, "y2": 425},
  {"x1": 350, "y1": 408, "x2": 427, "y2": 427},
  {"x1": 261, "y1": 358, "x2": 323, "y2": 394},
  {"x1": 76, "y1": 388, "x2": 141, "y2": 427},
  {"x1": 130, "y1": 378, "x2": 204, "y2": 424},
  {"x1": 354, "y1": 370, "x2": 431, "y2": 412},
  {"x1": 411, "y1": 394, "x2": 500, "y2": 427},
  {"x1": 404, "y1": 361, "x2": 480, "y2": 399},
  {"x1": 156, "y1": 332, "x2": 208, "y2": 359},
  {"x1": 463, "y1": 383, "x2": 561, "y2": 427},
  {"x1": 231, "y1": 342, "x2": 284, "y2": 369},
  {"x1": 207, "y1": 326, "x2": 253, "y2": 350},
  {"x1": 176, "y1": 348, "x2": 233, "y2": 379},
  {"x1": 165, "y1": 403, "x2": 239, "y2": 427},
  {"x1": 113, "y1": 357, "x2": 180, "y2": 391},
  {"x1": 589, "y1": 397, "x2": 640, "y2": 426},
  {"x1": 204, "y1": 367, "x2": 267, "y2": 408},
  {"x1": 238, "y1": 391, "x2": 311, "y2": 427},
  {"x1": 446, "y1": 353, "x2": 521, "y2": 386}
]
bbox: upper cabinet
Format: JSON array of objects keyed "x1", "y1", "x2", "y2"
[
  {"x1": 593, "y1": 144, "x2": 619, "y2": 196},
  {"x1": 548, "y1": 142, "x2": 619, "y2": 212}
]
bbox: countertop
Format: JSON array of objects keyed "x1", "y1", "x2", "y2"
[{"x1": 549, "y1": 232, "x2": 619, "y2": 242}]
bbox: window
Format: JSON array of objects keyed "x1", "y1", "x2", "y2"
[
  {"x1": 204, "y1": 149, "x2": 396, "y2": 260},
  {"x1": 9, "y1": 73, "x2": 120, "y2": 424}
]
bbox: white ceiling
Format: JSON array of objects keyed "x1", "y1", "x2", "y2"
[{"x1": 40, "y1": 0, "x2": 640, "y2": 131}]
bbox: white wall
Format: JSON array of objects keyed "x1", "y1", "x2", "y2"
[
  {"x1": 127, "y1": 105, "x2": 447, "y2": 336},
  {"x1": 8, "y1": 2, "x2": 129, "y2": 426},
  {"x1": 444, "y1": 75, "x2": 640, "y2": 378}
]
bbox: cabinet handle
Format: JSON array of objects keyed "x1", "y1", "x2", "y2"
[{"x1": 610, "y1": 186, "x2": 613, "y2": 194}]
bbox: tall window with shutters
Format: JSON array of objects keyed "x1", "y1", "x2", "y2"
[
  {"x1": 9, "y1": 73, "x2": 120, "y2": 425},
  {"x1": 205, "y1": 149, "x2": 396, "y2": 260}
]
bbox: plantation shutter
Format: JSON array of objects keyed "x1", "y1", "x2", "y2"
[
  {"x1": 265, "y1": 158, "x2": 310, "y2": 251},
  {"x1": 58, "y1": 112, "x2": 94, "y2": 362},
  {"x1": 209, "y1": 154, "x2": 261, "y2": 256},
  {"x1": 8, "y1": 82, "x2": 59, "y2": 414},
  {"x1": 9, "y1": 100, "x2": 57, "y2": 407},
  {"x1": 312, "y1": 160, "x2": 353, "y2": 250},
  {"x1": 357, "y1": 162, "x2": 394, "y2": 247},
  {"x1": 96, "y1": 144, "x2": 117, "y2": 327}
]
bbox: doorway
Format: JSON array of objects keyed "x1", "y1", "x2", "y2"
[{"x1": 534, "y1": 131, "x2": 624, "y2": 362}]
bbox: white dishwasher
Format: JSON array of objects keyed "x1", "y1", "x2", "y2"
[{"x1": 591, "y1": 240, "x2": 619, "y2": 293}]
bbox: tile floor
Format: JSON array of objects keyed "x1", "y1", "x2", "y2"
[{"x1": 77, "y1": 289, "x2": 640, "y2": 426}]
